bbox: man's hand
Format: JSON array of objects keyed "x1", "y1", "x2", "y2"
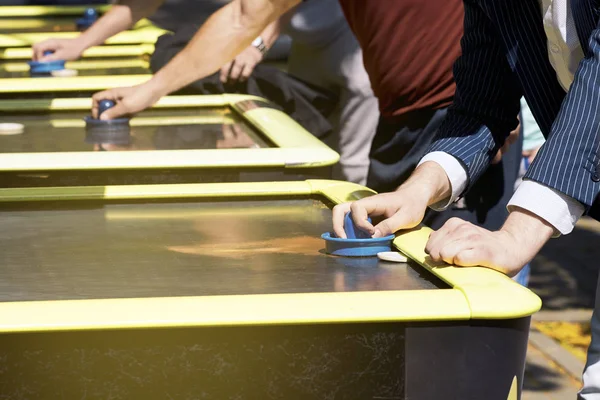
[
  {"x1": 332, "y1": 161, "x2": 452, "y2": 239},
  {"x1": 332, "y1": 190, "x2": 430, "y2": 239},
  {"x1": 492, "y1": 119, "x2": 521, "y2": 164},
  {"x1": 32, "y1": 38, "x2": 86, "y2": 61},
  {"x1": 522, "y1": 146, "x2": 541, "y2": 165},
  {"x1": 425, "y1": 208, "x2": 554, "y2": 276},
  {"x1": 91, "y1": 82, "x2": 161, "y2": 120},
  {"x1": 219, "y1": 45, "x2": 263, "y2": 83}
]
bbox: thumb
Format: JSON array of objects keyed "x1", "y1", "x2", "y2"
[
  {"x1": 372, "y1": 210, "x2": 419, "y2": 238},
  {"x1": 41, "y1": 52, "x2": 61, "y2": 62}
]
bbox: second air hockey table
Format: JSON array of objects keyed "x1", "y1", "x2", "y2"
[
  {"x1": 0, "y1": 5, "x2": 165, "y2": 44},
  {"x1": 0, "y1": 94, "x2": 339, "y2": 186},
  {"x1": 0, "y1": 180, "x2": 540, "y2": 400},
  {"x1": 0, "y1": 5, "x2": 164, "y2": 61},
  {"x1": 0, "y1": 57, "x2": 150, "y2": 78},
  {"x1": 0, "y1": 4, "x2": 159, "y2": 34}
]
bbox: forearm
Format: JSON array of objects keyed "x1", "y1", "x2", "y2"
[
  {"x1": 147, "y1": 0, "x2": 299, "y2": 98},
  {"x1": 398, "y1": 161, "x2": 452, "y2": 207},
  {"x1": 76, "y1": 0, "x2": 164, "y2": 49},
  {"x1": 259, "y1": 18, "x2": 282, "y2": 48},
  {"x1": 501, "y1": 207, "x2": 554, "y2": 263}
]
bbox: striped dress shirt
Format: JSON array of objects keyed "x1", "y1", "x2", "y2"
[{"x1": 419, "y1": 0, "x2": 600, "y2": 234}]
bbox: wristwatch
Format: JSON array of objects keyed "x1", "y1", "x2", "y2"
[{"x1": 251, "y1": 36, "x2": 268, "y2": 56}]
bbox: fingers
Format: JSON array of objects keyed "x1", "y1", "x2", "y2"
[
  {"x1": 424, "y1": 218, "x2": 497, "y2": 268},
  {"x1": 425, "y1": 218, "x2": 465, "y2": 259},
  {"x1": 91, "y1": 89, "x2": 116, "y2": 118},
  {"x1": 492, "y1": 141, "x2": 510, "y2": 164},
  {"x1": 219, "y1": 59, "x2": 243, "y2": 83},
  {"x1": 228, "y1": 61, "x2": 244, "y2": 82},
  {"x1": 333, "y1": 192, "x2": 426, "y2": 239},
  {"x1": 527, "y1": 146, "x2": 540, "y2": 164},
  {"x1": 91, "y1": 88, "x2": 128, "y2": 120},
  {"x1": 99, "y1": 102, "x2": 129, "y2": 120},
  {"x1": 32, "y1": 40, "x2": 56, "y2": 61},
  {"x1": 451, "y1": 248, "x2": 487, "y2": 268},
  {"x1": 220, "y1": 62, "x2": 232, "y2": 83},
  {"x1": 332, "y1": 203, "x2": 351, "y2": 239},
  {"x1": 507, "y1": 130, "x2": 519, "y2": 144},
  {"x1": 349, "y1": 202, "x2": 375, "y2": 236},
  {"x1": 372, "y1": 208, "x2": 419, "y2": 238},
  {"x1": 239, "y1": 62, "x2": 254, "y2": 82}
]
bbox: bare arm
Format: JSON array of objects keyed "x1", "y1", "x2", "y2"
[
  {"x1": 149, "y1": 0, "x2": 299, "y2": 97},
  {"x1": 93, "y1": 0, "x2": 300, "y2": 119},
  {"x1": 33, "y1": 0, "x2": 164, "y2": 61},
  {"x1": 219, "y1": 17, "x2": 282, "y2": 83},
  {"x1": 76, "y1": 0, "x2": 165, "y2": 49}
]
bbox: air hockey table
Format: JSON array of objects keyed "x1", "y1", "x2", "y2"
[
  {"x1": 0, "y1": 95, "x2": 339, "y2": 186},
  {"x1": 0, "y1": 180, "x2": 540, "y2": 400},
  {"x1": 0, "y1": 26, "x2": 164, "y2": 49},
  {"x1": 0, "y1": 74, "x2": 149, "y2": 100},
  {"x1": 0, "y1": 57, "x2": 150, "y2": 78},
  {"x1": 0, "y1": 43, "x2": 154, "y2": 62},
  {"x1": 0, "y1": 6, "x2": 165, "y2": 62},
  {"x1": 0, "y1": 5, "x2": 160, "y2": 34},
  {"x1": 0, "y1": 6, "x2": 161, "y2": 61}
]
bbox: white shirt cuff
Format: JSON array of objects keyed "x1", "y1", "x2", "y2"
[
  {"x1": 507, "y1": 180, "x2": 585, "y2": 235},
  {"x1": 417, "y1": 152, "x2": 468, "y2": 211}
]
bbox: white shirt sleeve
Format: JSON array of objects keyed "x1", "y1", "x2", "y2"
[
  {"x1": 508, "y1": 180, "x2": 585, "y2": 235},
  {"x1": 418, "y1": 152, "x2": 585, "y2": 235},
  {"x1": 417, "y1": 152, "x2": 468, "y2": 211}
]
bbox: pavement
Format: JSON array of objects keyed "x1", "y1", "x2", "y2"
[{"x1": 520, "y1": 217, "x2": 600, "y2": 399}]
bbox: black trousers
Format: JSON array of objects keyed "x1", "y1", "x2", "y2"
[{"x1": 367, "y1": 108, "x2": 522, "y2": 231}]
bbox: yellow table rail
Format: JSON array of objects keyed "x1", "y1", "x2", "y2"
[
  {"x1": 0, "y1": 44, "x2": 155, "y2": 60},
  {"x1": 0, "y1": 5, "x2": 111, "y2": 17},
  {"x1": 0, "y1": 27, "x2": 166, "y2": 47}
]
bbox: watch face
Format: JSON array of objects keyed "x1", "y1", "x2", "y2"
[
  {"x1": 251, "y1": 37, "x2": 267, "y2": 55},
  {"x1": 252, "y1": 37, "x2": 263, "y2": 47}
]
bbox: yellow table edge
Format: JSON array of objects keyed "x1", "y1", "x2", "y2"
[
  {"x1": 0, "y1": 18, "x2": 155, "y2": 31},
  {"x1": 0, "y1": 5, "x2": 111, "y2": 17},
  {"x1": 0, "y1": 44, "x2": 155, "y2": 60},
  {"x1": 0, "y1": 74, "x2": 151, "y2": 92},
  {"x1": 0, "y1": 180, "x2": 540, "y2": 333},
  {"x1": 1, "y1": 58, "x2": 149, "y2": 72},
  {"x1": 0, "y1": 94, "x2": 339, "y2": 169},
  {"x1": 0, "y1": 26, "x2": 166, "y2": 47}
]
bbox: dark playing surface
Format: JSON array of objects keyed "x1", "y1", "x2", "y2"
[
  {"x1": 0, "y1": 18, "x2": 84, "y2": 33},
  {"x1": 0, "y1": 64, "x2": 149, "y2": 78},
  {"x1": 0, "y1": 199, "x2": 448, "y2": 302},
  {"x1": 0, "y1": 16, "x2": 153, "y2": 34},
  {"x1": 0, "y1": 108, "x2": 268, "y2": 152}
]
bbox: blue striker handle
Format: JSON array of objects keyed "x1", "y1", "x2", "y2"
[
  {"x1": 97, "y1": 99, "x2": 115, "y2": 118},
  {"x1": 344, "y1": 213, "x2": 372, "y2": 239},
  {"x1": 83, "y1": 8, "x2": 98, "y2": 20}
]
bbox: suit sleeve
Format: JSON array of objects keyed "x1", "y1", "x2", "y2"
[
  {"x1": 524, "y1": 24, "x2": 600, "y2": 209},
  {"x1": 427, "y1": 0, "x2": 522, "y2": 192}
]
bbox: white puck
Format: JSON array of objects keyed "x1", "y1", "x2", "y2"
[
  {"x1": 377, "y1": 252, "x2": 408, "y2": 263},
  {"x1": 0, "y1": 123, "x2": 24, "y2": 135},
  {"x1": 51, "y1": 68, "x2": 78, "y2": 77}
]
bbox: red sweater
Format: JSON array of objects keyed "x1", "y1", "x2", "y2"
[{"x1": 339, "y1": 0, "x2": 464, "y2": 118}]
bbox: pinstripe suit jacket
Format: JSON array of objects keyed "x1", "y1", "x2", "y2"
[{"x1": 428, "y1": 0, "x2": 600, "y2": 215}]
